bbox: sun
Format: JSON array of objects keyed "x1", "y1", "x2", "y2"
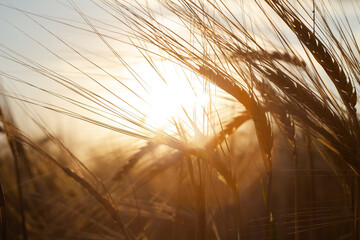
[
  {"x1": 102, "y1": 59, "x2": 212, "y2": 144},
  {"x1": 135, "y1": 61, "x2": 210, "y2": 138}
]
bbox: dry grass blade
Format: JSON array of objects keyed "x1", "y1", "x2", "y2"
[
  {"x1": 270, "y1": 102, "x2": 299, "y2": 238},
  {"x1": 0, "y1": 177, "x2": 6, "y2": 240},
  {"x1": 113, "y1": 142, "x2": 157, "y2": 181},
  {"x1": 270, "y1": 103, "x2": 295, "y2": 147},
  {"x1": 198, "y1": 65, "x2": 274, "y2": 238},
  {"x1": 305, "y1": 133, "x2": 316, "y2": 240},
  {"x1": 205, "y1": 112, "x2": 250, "y2": 150},
  {"x1": 0, "y1": 117, "x2": 132, "y2": 240},
  {"x1": 197, "y1": 65, "x2": 273, "y2": 174},
  {"x1": 26, "y1": 139, "x2": 131, "y2": 239},
  {"x1": 0, "y1": 107, "x2": 27, "y2": 240},
  {"x1": 233, "y1": 49, "x2": 306, "y2": 67}
]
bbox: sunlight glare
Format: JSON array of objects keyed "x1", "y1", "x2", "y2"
[{"x1": 136, "y1": 61, "x2": 210, "y2": 140}]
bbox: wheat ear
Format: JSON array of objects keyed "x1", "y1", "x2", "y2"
[{"x1": 266, "y1": 0, "x2": 357, "y2": 118}]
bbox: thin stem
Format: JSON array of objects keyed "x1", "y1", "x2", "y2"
[{"x1": 0, "y1": 178, "x2": 7, "y2": 240}]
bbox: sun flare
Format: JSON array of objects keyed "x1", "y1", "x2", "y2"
[
  {"x1": 104, "y1": 60, "x2": 213, "y2": 142},
  {"x1": 142, "y1": 63, "x2": 207, "y2": 122},
  {"x1": 137, "y1": 61, "x2": 211, "y2": 137}
]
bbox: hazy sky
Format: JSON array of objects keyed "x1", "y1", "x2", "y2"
[{"x1": 0, "y1": 0, "x2": 359, "y2": 158}]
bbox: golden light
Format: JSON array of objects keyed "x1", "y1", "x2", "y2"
[
  {"x1": 128, "y1": 60, "x2": 211, "y2": 143},
  {"x1": 99, "y1": 59, "x2": 216, "y2": 147},
  {"x1": 145, "y1": 65, "x2": 207, "y2": 122}
]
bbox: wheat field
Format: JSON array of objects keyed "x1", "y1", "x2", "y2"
[{"x1": 0, "y1": 0, "x2": 360, "y2": 239}]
